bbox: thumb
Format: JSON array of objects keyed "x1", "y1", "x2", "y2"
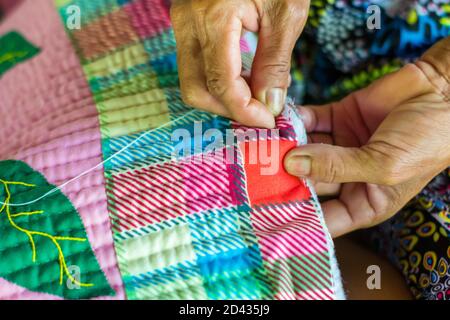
[
  {"x1": 284, "y1": 144, "x2": 390, "y2": 184},
  {"x1": 251, "y1": 0, "x2": 309, "y2": 115}
]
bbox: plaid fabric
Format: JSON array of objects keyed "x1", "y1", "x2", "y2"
[{"x1": 55, "y1": 0, "x2": 342, "y2": 300}]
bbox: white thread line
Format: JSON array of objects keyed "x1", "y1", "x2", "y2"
[{"x1": 1, "y1": 109, "x2": 197, "y2": 207}]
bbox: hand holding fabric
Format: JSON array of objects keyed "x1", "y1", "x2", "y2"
[
  {"x1": 171, "y1": 0, "x2": 310, "y2": 128},
  {"x1": 284, "y1": 37, "x2": 450, "y2": 238}
]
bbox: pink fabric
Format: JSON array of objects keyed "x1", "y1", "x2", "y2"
[
  {"x1": 0, "y1": 0, "x2": 22, "y2": 15},
  {"x1": 125, "y1": 0, "x2": 172, "y2": 39},
  {"x1": 240, "y1": 38, "x2": 251, "y2": 53},
  {"x1": 0, "y1": 0, "x2": 124, "y2": 299}
]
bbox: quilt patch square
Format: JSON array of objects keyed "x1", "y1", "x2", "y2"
[
  {"x1": 72, "y1": 8, "x2": 139, "y2": 61},
  {"x1": 197, "y1": 245, "x2": 266, "y2": 300},
  {"x1": 187, "y1": 206, "x2": 271, "y2": 299},
  {"x1": 182, "y1": 150, "x2": 236, "y2": 214},
  {"x1": 266, "y1": 254, "x2": 334, "y2": 300},
  {"x1": 187, "y1": 208, "x2": 247, "y2": 258},
  {"x1": 240, "y1": 139, "x2": 311, "y2": 207},
  {"x1": 107, "y1": 162, "x2": 189, "y2": 232},
  {"x1": 250, "y1": 201, "x2": 333, "y2": 300},
  {"x1": 124, "y1": 261, "x2": 207, "y2": 299},
  {"x1": 124, "y1": 0, "x2": 172, "y2": 40},
  {"x1": 142, "y1": 29, "x2": 177, "y2": 63},
  {"x1": 97, "y1": 91, "x2": 171, "y2": 138},
  {"x1": 118, "y1": 223, "x2": 196, "y2": 276},
  {"x1": 251, "y1": 201, "x2": 328, "y2": 260},
  {"x1": 83, "y1": 42, "x2": 149, "y2": 79}
]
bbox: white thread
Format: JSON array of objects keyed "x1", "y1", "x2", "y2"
[{"x1": 1, "y1": 109, "x2": 197, "y2": 207}]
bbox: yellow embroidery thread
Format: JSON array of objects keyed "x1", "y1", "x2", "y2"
[
  {"x1": 0, "y1": 51, "x2": 28, "y2": 65},
  {"x1": 0, "y1": 179, "x2": 93, "y2": 287}
]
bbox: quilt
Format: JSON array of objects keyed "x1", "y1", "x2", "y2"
[{"x1": 0, "y1": 0, "x2": 343, "y2": 299}]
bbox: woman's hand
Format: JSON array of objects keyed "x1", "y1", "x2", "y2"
[
  {"x1": 170, "y1": 0, "x2": 310, "y2": 128},
  {"x1": 284, "y1": 38, "x2": 450, "y2": 238}
]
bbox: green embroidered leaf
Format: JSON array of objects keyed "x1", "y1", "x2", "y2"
[
  {"x1": 0, "y1": 31, "x2": 40, "y2": 77},
  {"x1": 0, "y1": 160, "x2": 114, "y2": 299}
]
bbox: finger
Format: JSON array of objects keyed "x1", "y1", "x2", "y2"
[
  {"x1": 418, "y1": 36, "x2": 450, "y2": 97},
  {"x1": 196, "y1": 2, "x2": 275, "y2": 128},
  {"x1": 172, "y1": 13, "x2": 231, "y2": 117},
  {"x1": 284, "y1": 143, "x2": 389, "y2": 184},
  {"x1": 322, "y1": 178, "x2": 426, "y2": 238},
  {"x1": 321, "y1": 199, "x2": 355, "y2": 238},
  {"x1": 305, "y1": 133, "x2": 340, "y2": 195},
  {"x1": 298, "y1": 105, "x2": 332, "y2": 133},
  {"x1": 176, "y1": 41, "x2": 231, "y2": 117},
  {"x1": 252, "y1": 0, "x2": 310, "y2": 115},
  {"x1": 321, "y1": 183, "x2": 380, "y2": 238},
  {"x1": 314, "y1": 182, "x2": 340, "y2": 197}
]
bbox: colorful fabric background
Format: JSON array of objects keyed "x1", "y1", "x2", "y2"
[{"x1": 0, "y1": 0, "x2": 343, "y2": 300}]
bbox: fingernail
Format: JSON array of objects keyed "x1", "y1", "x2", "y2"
[
  {"x1": 285, "y1": 156, "x2": 311, "y2": 177},
  {"x1": 266, "y1": 88, "x2": 286, "y2": 116}
]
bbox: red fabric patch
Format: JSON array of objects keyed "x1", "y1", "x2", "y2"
[{"x1": 239, "y1": 140, "x2": 311, "y2": 207}]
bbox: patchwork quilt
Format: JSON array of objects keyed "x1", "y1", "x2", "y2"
[{"x1": 0, "y1": 0, "x2": 343, "y2": 299}]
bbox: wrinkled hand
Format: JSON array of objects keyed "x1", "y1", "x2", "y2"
[
  {"x1": 284, "y1": 39, "x2": 450, "y2": 238},
  {"x1": 170, "y1": 0, "x2": 310, "y2": 128}
]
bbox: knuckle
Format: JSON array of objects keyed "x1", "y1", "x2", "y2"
[
  {"x1": 205, "y1": 69, "x2": 228, "y2": 97},
  {"x1": 206, "y1": 77, "x2": 223, "y2": 96},
  {"x1": 355, "y1": 210, "x2": 378, "y2": 230},
  {"x1": 205, "y1": 0, "x2": 238, "y2": 22},
  {"x1": 316, "y1": 153, "x2": 342, "y2": 183},
  {"x1": 271, "y1": 0, "x2": 309, "y2": 25},
  {"x1": 348, "y1": 201, "x2": 383, "y2": 231},
  {"x1": 260, "y1": 58, "x2": 291, "y2": 79},
  {"x1": 362, "y1": 209, "x2": 379, "y2": 229},
  {"x1": 190, "y1": 1, "x2": 208, "y2": 27},
  {"x1": 283, "y1": 0, "x2": 307, "y2": 15},
  {"x1": 170, "y1": 2, "x2": 189, "y2": 23},
  {"x1": 190, "y1": 0, "x2": 206, "y2": 14},
  {"x1": 169, "y1": 4, "x2": 181, "y2": 18},
  {"x1": 180, "y1": 84, "x2": 199, "y2": 107},
  {"x1": 343, "y1": 204, "x2": 375, "y2": 231},
  {"x1": 191, "y1": 9, "x2": 206, "y2": 26},
  {"x1": 349, "y1": 213, "x2": 367, "y2": 230},
  {"x1": 206, "y1": 78, "x2": 231, "y2": 103},
  {"x1": 365, "y1": 144, "x2": 406, "y2": 185}
]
